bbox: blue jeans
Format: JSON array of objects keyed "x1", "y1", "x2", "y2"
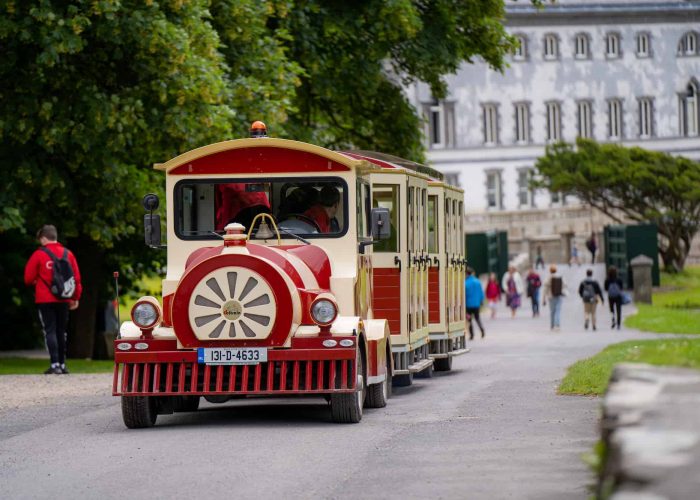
[
  {"x1": 549, "y1": 296, "x2": 563, "y2": 328},
  {"x1": 530, "y1": 288, "x2": 540, "y2": 316}
]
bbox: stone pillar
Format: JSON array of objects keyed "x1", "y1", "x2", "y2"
[{"x1": 630, "y1": 254, "x2": 653, "y2": 304}]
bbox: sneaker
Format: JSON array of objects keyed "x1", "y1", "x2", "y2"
[
  {"x1": 611, "y1": 319, "x2": 616, "y2": 328},
  {"x1": 584, "y1": 320, "x2": 589, "y2": 330},
  {"x1": 43, "y1": 366, "x2": 61, "y2": 375},
  {"x1": 481, "y1": 331, "x2": 485, "y2": 339},
  {"x1": 593, "y1": 325, "x2": 597, "y2": 331},
  {"x1": 60, "y1": 366, "x2": 70, "y2": 374}
]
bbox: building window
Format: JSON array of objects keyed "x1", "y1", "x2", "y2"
[
  {"x1": 486, "y1": 171, "x2": 503, "y2": 210},
  {"x1": 574, "y1": 33, "x2": 590, "y2": 59},
  {"x1": 543, "y1": 33, "x2": 559, "y2": 60},
  {"x1": 605, "y1": 32, "x2": 621, "y2": 59},
  {"x1": 680, "y1": 80, "x2": 699, "y2": 137},
  {"x1": 513, "y1": 34, "x2": 528, "y2": 61},
  {"x1": 638, "y1": 97, "x2": 654, "y2": 138},
  {"x1": 607, "y1": 99, "x2": 623, "y2": 140},
  {"x1": 577, "y1": 101, "x2": 593, "y2": 139},
  {"x1": 517, "y1": 169, "x2": 534, "y2": 207},
  {"x1": 482, "y1": 103, "x2": 499, "y2": 145},
  {"x1": 678, "y1": 32, "x2": 698, "y2": 56},
  {"x1": 514, "y1": 102, "x2": 530, "y2": 144},
  {"x1": 545, "y1": 101, "x2": 562, "y2": 142},
  {"x1": 636, "y1": 32, "x2": 650, "y2": 58},
  {"x1": 423, "y1": 100, "x2": 455, "y2": 149},
  {"x1": 550, "y1": 191, "x2": 567, "y2": 206}
]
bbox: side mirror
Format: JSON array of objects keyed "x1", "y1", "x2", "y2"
[
  {"x1": 371, "y1": 207, "x2": 391, "y2": 240},
  {"x1": 144, "y1": 214, "x2": 161, "y2": 248},
  {"x1": 143, "y1": 193, "x2": 160, "y2": 211}
]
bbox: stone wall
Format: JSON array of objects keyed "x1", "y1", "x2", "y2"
[{"x1": 598, "y1": 363, "x2": 700, "y2": 499}]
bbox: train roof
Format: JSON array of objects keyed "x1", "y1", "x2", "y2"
[{"x1": 340, "y1": 150, "x2": 448, "y2": 184}]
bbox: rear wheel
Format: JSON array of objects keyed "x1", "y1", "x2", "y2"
[
  {"x1": 365, "y1": 351, "x2": 391, "y2": 408},
  {"x1": 392, "y1": 372, "x2": 413, "y2": 387},
  {"x1": 121, "y1": 396, "x2": 157, "y2": 428},
  {"x1": 434, "y1": 356, "x2": 453, "y2": 372},
  {"x1": 172, "y1": 396, "x2": 200, "y2": 412},
  {"x1": 330, "y1": 351, "x2": 365, "y2": 423}
]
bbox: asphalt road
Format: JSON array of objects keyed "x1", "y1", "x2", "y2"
[{"x1": 0, "y1": 264, "x2": 660, "y2": 499}]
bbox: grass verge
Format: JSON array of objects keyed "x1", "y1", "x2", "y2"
[
  {"x1": 624, "y1": 266, "x2": 700, "y2": 334},
  {"x1": 559, "y1": 338, "x2": 700, "y2": 395},
  {"x1": 0, "y1": 358, "x2": 114, "y2": 375}
]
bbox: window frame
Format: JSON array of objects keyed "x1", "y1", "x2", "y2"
[
  {"x1": 485, "y1": 170, "x2": 503, "y2": 210},
  {"x1": 607, "y1": 98, "x2": 624, "y2": 140},
  {"x1": 543, "y1": 33, "x2": 559, "y2": 61},
  {"x1": 680, "y1": 80, "x2": 699, "y2": 137},
  {"x1": 637, "y1": 97, "x2": 654, "y2": 139},
  {"x1": 576, "y1": 100, "x2": 593, "y2": 139},
  {"x1": 173, "y1": 176, "x2": 351, "y2": 241},
  {"x1": 517, "y1": 168, "x2": 535, "y2": 208},
  {"x1": 574, "y1": 33, "x2": 590, "y2": 60},
  {"x1": 636, "y1": 32, "x2": 651, "y2": 58},
  {"x1": 605, "y1": 32, "x2": 622, "y2": 59},
  {"x1": 514, "y1": 102, "x2": 531, "y2": 144},
  {"x1": 678, "y1": 32, "x2": 698, "y2": 56},
  {"x1": 482, "y1": 103, "x2": 499, "y2": 145},
  {"x1": 545, "y1": 101, "x2": 562, "y2": 143}
]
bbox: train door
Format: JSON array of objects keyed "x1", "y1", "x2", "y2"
[
  {"x1": 407, "y1": 174, "x2": 429, "y2": 346},
  {"x1": 427, "y1": 187, "x2": 443, "y2": 329},
  {"x1": 444, "y1": 194, "x2": 456, "y2": 326},
  {"x1": 370, "y1": 176, "x2": 407, "y2": 345}
]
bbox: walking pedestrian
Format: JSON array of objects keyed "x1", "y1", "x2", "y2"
[
  {"x1": 24, "y1": 225, "x2": 82, "y2": 374},
  {"x1": 525, "y1": 267, "x2": 542, "y2": 317},
  {"x1": 570, "y1": 244, "x2": 581, "y2": 266},
  {"x1": 542, "y1": 265, "x2": 567, "y2": 331},
  {"x1": 501, "y1": 265, "x2": 524, "y2": 318},
  {"x1": 578, "y1": 269, "x2": 604, "y2": 330},
  {"x1": 605, "y1": 265, "x2": 624, "y2": 329},
  {"x1": 464, "y1": 267, "x2": 485, "y2": 340},
  {"x1": 485, "y1": 272, "x2": 501, "y2": 319},
  {"x1": 535, "y1": 245, "x2": 545, "y2": 270},
  {"x1": 585, "y1": 232, "x2": 597, "y2": 263}
]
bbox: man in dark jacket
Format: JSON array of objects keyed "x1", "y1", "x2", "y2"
[
  {"x1": 24, "y1": 225, "x2": 82, "y2": 374},
  {"x1": 578, "y1": 269, "x2": 604, "y2": 331}
]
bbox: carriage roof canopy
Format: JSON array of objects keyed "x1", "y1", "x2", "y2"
[{"x1": 154, "y1": 138, "x2": 367, "y2": 175}]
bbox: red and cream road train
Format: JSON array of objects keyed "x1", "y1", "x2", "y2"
[{"x1": 114, "y1": 123, "x2": 467, "y2": 428}]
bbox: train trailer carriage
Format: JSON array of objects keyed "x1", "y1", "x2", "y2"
[
  {"x1": 345, "y1": 152, "x2": 469, "y2": 386},
  {"x1": 115, "y1": 124, "x2": 394, "y2": 428}
]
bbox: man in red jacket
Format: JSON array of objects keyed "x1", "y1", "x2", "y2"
[{"x1": 24, "y1": 225, "x2": 82, "y2": 374}]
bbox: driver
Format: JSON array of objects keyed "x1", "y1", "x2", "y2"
[{"x1": 304, "y1": 185, "x2": 340, "y2": 233}]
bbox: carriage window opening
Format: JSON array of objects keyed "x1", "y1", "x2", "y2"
[
  {"x1": 421, "y1": 189, "x2": 427, "y2": 251},
  {"x1": 458, "y1": 201, "x2": 464, "y2": 254},
  {"x1": 175, "y1": 178, "x2": 347, "y2": 240},
  {"x1": 373, "y1": 185, "x2": 399, "y2": 252},
  {"x1": 428, "y1": 195, "x2": 438, "y2": 254},
  {"x1": 356, "y1": 180, "x2": 371, "y2": 239},
  {"x1": 445, "y1": 198, "x2": 452, "y2": 253}
]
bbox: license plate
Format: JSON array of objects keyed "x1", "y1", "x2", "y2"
[{"x1": 197, "y1": 348, "x2": 267, "y2": 365}]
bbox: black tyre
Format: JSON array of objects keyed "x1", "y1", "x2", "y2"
[
  {"x1": 172, "y1": 395, "x2": 200, "y2": 412},
  {"x1": 392, "y1": 372, "x2": 413, "y2": 387},
  {"x1": 330, "y1": 351, "x2": 365, "y2": 423},
  {"x1": 365, "y1": 351, "x2": 391, "y2": 408},
  {"x1": 121, "y1": 396, "x2": 157, "y2": 428},
  {"x1": 434, "y1": 356, "x2": 453, "y2": 372}
]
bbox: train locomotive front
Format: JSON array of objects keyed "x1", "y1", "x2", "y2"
[{"x1": 114, "y1": 131, "x2": 393, "y2": 428}]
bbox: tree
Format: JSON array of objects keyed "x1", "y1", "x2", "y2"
[
  {"x1": 268, "y1": 0, "x2": 524, "y2": 161},
  {"x1": 0, "y1": 1, "x2": 297, "y2": 354},
  {"x1": 534, "y1": 139, "x2": 700, "y2": 272}
]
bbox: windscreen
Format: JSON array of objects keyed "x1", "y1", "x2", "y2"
[{"x1": 176, "y1": 178, "x2": 347, "y2": 240}]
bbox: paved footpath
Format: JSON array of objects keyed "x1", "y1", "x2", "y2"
[{"x1": 0, "y1": 263, "x2": 663, "y2": 499}]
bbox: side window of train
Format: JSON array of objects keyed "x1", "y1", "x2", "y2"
[
  {"x1": 445, "y1": 198, "x2": 451, "y2": 254},
  {"x1": 356, "y1": 180, "x2": 369, "y2": 238},
  {"x1": 428, "y1": 195, "x2": 438, "y2": 254},
  {"x1": 458, "y1": 201, "x2": 464, "y2": 254},
  {"x1": 372, "y1": 185, "x2": 399, "y2": 252}
]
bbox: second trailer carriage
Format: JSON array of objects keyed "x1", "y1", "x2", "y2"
[{"x1": 114, "y1": 123, "x2": 467, "y2": 427}]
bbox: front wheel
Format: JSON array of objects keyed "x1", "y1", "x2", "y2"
[
  {"x1": 365, "y1": 350, "x2": 391, "y2": 408},
  {"x1": 330, "y1": 351, "x2": 365, "y2": 423},
  {"x1": 121, "y1": 396, "x2": 157, "y2": 428}
]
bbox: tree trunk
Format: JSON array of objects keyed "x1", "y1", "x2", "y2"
[
  {"x1": 67, "y1": 236, "x2": 105, "y2": 358},
  {"x1": 659, "y1": 238, "x2": 688, "y2": 273}
]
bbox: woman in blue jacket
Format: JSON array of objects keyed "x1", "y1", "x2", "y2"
[{"x1": 465, "y1": 267, "x2": 485, "y2": 339}]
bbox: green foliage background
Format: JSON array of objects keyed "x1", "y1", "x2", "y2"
[{"x1": 0, "y1": 0, "x2": 525, "y2": 354}]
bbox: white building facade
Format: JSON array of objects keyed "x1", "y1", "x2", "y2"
[{"x1": 408, "y1": 0, "x2": 700, "y2": 262}]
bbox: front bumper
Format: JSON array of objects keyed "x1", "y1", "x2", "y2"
[{"x1": 113, "y1": 338, "x2": 357, "y2": 396}]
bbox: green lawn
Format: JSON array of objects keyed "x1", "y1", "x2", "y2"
[
  {"x1": 559, "y1": 338, "x2": 700, "y2": 395},
  {"x1": 118, "y1": 274, "x2": 162, "y2": 323},
  {"x1": 623, "y1": 266, "x2": 700, "y2": 334},
  {"x1": 0, "y1": 357, "x2": 114, "y2": 375}
]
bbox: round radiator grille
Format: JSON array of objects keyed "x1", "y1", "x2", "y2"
[{"x1": 188, "y1": 267, "x2": 277, "y2": 340}]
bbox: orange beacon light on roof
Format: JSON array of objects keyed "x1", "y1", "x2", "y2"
[{"x1": 250, "y1": 120, "x2": 268, "y2": 138}]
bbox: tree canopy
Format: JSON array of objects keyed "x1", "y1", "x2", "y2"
[
  {"x1": 1, "y1": 0, "x2": 536, "y2": 353},
  {"x1": 535, "y1": 139, "x2": 700, "y2": 272}
]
